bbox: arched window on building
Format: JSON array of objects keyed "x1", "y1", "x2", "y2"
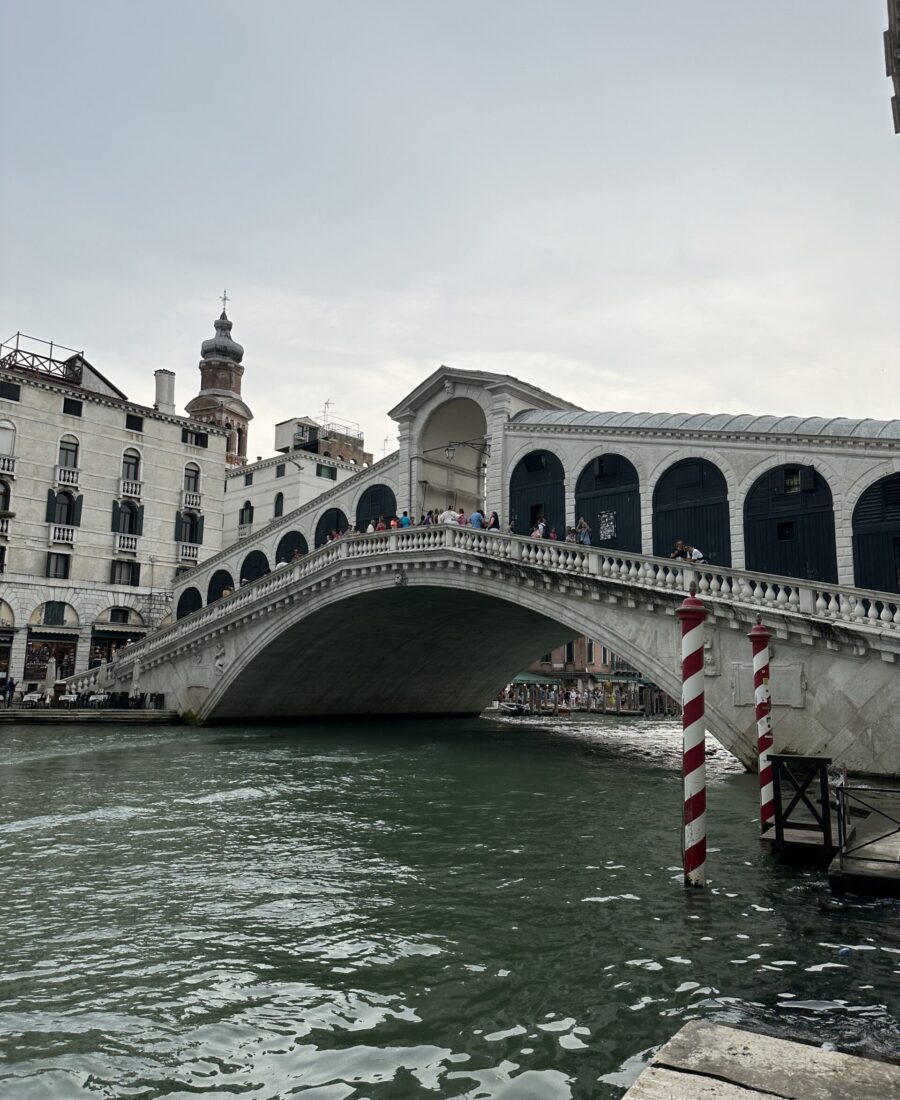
[
  {"x1": 0, "y1": 480, "x2": 10, "y2": 512},
  {"x1": 58, "y1": 434, "x2": 79, "y2": 469},
  {"x1": 241, "y1": 549, "x2": 270, "y2": 583},
  {"x1": 744, "y1": 464, "x2": 837, "y2": 583},
  {"x1": 276, "y1": 530, "x2": 308, "y2": 562},
  {"x1": 239, "y1": 501, "x2": 254, "y2": 525},
  {"x1": 852, "y1": 472, "x2": 900, "y2": 593},
  {"x1": 356, "y1": 485, "x2": 397, "y2": 531},
  {"x1": 118, "y1": 501, "x2": 139, "y2": 535},
  {"x1": 207, "y1": 569, "x2": 235, "y2": 603},
  {"x1": 184, "y1": 463, "x2": 201, "y2": 492},
  {"x1": 181, "y1": 511, "x2": 200, "y2": 544},
  {"x1": 314, "y1": 508, "x2": 348, "y2": 547},
  {"x1": 274, "y1": 491, "x2": 284, "y2": 518},
  {"x1": 574, "y1": 454, "x2": 641, "y2": 551},
  {"x1": 508, "y1": 451, "x2": 566, "y2": 536},
  {"x1": 122, "y1": 448, "x2": 141, "y2": 481},
  {"x1": 652, "y1": 458, "x2": 731, "y2": 565},
  {"x1": 0, "y1": 419, "x2": 15, "y2": 456},
  {"x1": 54, "y1": 490, "x2": 75, "y2": 525},
  {"x1": 176, "y1": 587, "x2": 203, "y2": 620}
]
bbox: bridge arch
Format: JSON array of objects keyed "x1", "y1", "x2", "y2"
[
  {"x1": 852, "y1": 471, "x2": 900, "y2": 593},
  {"x1": 240, "y1": 550, "x2": 270, "y2": 583},
  {"x1": 276, "y1": 530, "x2": 308, "y2": 563},
  {"x1": 207, "y1": 569, "x2": 235, "y2": 604},
  {"x1": 744, "y1": 465, "x2": 838, "y2": 583},
  {"x1": 652, "y1": 458, "x2": 732, "y2": 565},
  {"x1": 356, "y1": 484, "x2": 397, "y2": 531},
  {"x1": 176, "y1": 587, "x2": 202, "y2": 620},
  {"x1": 508, "y1": 449, "x2": 566, "y2": 537},
  {"x1": 574, "y1": 453, "x2": 641, "y2": 551},
  {"x1": 315, "y1": 508, "x2": 348, "y2": 547},
  {"x1": 417, "y1": 397, "x2": 489, "y2": 517}
]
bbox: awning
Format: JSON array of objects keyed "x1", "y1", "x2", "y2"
[
  {"x1": 511, "y1": 672, "x2": 562, "y2": 685},
  {"x1": 91, "y1": 627, "x2": 147, "y2": 641},
  {"x1": 27, "y1": 626, "x2": 80, "y2": 637}
]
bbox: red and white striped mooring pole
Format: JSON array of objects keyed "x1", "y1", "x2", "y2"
[
  {"x1": 748, "y1": 617, "x2": 774, "y2": 830},
  {"x1": 676, "y1": 590, "x2": 708, "y2": 888}
]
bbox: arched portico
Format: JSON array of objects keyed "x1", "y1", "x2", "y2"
[
  {"x1": 416, "y1": 397, "x2": 489, "y2": 517},
  {"x1": 653, "y1": 458, "x2": 731, "y2": 565},
  {"x1": 852, "y1": 472, "x2": 900, "y2": 593},
  {"x1": 574, "y1": 453, "x2": 641, "y2": 551},
  {"x1": 744, "y1": 465, "x2": 838, "y2": 583},
  {"x1": 508, "y1": 450, "x2": 566, "y2": 536}
]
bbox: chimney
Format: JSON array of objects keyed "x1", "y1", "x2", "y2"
[{"x1": 154, "y1": 369, "x2": 176, "y2": 414}]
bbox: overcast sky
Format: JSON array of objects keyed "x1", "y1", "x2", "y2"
[{"x1": 1, "y1": 1, "x2": 897, "y2": 459}]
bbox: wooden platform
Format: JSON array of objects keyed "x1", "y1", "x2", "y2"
[
  {"x1": 829, "y1": 796, "x2": 900, "y2": 897},
  {"x1": 624, "y1": 1020, "x2": 900, "y2": 1099},
  {"x1": 0, "y1": 708, "x2": 180, "y2": 724}
]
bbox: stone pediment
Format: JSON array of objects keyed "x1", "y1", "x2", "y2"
[{"x1": 387, "y1": 365, "x2": 582, "y2": 422}]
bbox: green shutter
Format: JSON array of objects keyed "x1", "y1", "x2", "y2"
[
  {"x1": 45, "y1": 489, "x2": 57, "y2": 523},
  {"x1": 136, "y1": 505, "x2": 144, "y2": 536},
  {"x1": 174, "y1": 511, "x2": 183, "y2": 542},
  {"x1": 72, "y1": 494, "x2": 83, "y2": 528},
  {"x1": 132, "y1": 562, "x2": 141, "y2": 586},
  {"x1": 197, "y1": 515, "x2": 205, "y2": 545},
  {"x1": 111, "y1": 499, "x2": 120, "y2": 532}
]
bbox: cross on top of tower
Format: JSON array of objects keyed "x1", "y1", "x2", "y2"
[{"x1": 220, "y1": 289, "x2": 230, "y2": 315}]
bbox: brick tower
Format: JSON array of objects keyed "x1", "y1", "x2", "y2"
[{"x1": 185, "y1": 298, "x2": 253, "y2": 466}]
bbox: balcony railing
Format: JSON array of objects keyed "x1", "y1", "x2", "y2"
[
  {"x1": 0, "y1": 455, "x2": 16, "y2": 477},
  {"x1": 238, "y1": 523, "x2": 252, "y2": 539},
  {"x1": 116, "y1": 533, "x2": 139, "y2": 553},
  {"x1": 0, "y1": 517, "x2": 8, "y2": 536},
  {"x1": 182, "y1": 489, "x2": 202, "y2": 510},
  {"x1": 120, "y1": 478, "x2": 142, "y2": 499},
  {"x1": 49, "y1": 523, "x2": 76, "y2": 546},
  {"x1": 55, "y1": 465, "x2": 80, "y2": 487},
  {"x1": 180, "y1": 542, "x2": 200, "y2": 562}
]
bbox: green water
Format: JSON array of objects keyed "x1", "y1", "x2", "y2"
[{"x1": 1, "y1": 717, "x2": 898, "y2": 1098}]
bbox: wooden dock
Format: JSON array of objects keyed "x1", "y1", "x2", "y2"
[
  {"x1": 624, "y1": 1019, "x2": 900, "y2": 1099},
  {"x1": 829, "y1": 786, "x2": 900, "y2": 898}
]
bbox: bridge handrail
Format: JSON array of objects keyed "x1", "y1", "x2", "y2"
[
  {"x1": 178, "y1": 449, "x2": 401, "y2": 582},
  {"x1": 63, "y1": 527, "x2": 900, "y2": 694}
]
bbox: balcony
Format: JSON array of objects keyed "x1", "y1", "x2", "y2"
[
  {"x1": 120, "y1": 478, "x2": 142, "y2": 499},
  {"x1": 115, "y1": 533, "x2": 140, "y2": 554},
  {"x1": 181, "y1": 489, "x2": 202, "y2": 511},
  {"x1": 49, "y1": 523, "x2": 76, "y2": 546},
  {"x1": 0, "y1": 517, "x2": 9, "y2": 537},
  {"x1": 180, "y1": 542, "x2": 200, "y2": 562},
  {"x1": 0, "y1": 455, "x2": 16, "y2": 477},
  {"x1": 55, "y1": 465, "x2": 80, "y2": 488},
  {"x1": 238, "y1": 522, "x2": 252, "y2": 539}
]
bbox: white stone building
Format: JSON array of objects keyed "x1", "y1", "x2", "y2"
[{"x1": 0, "y1": 333, "x2": 228, "y2": 688}]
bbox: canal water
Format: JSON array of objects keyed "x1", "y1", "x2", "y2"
[{"x1": 1, "y1": 717, "x2": 898, "y2": 1099}]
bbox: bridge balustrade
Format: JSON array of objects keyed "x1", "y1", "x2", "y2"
[{"x1": 63, "y1": 527, "x2": 900, "y2": 697}]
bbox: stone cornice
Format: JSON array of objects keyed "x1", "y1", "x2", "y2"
[
  {"x1": 503, "y1": 421, "x2": 900, "y2": 452},
  {"x1": 0, "y1": 367, "x2": 229, "y2": 435}
]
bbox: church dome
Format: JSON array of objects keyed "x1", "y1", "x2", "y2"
[{"x1": 200, "y1": 310, "x2": 244, "y2": 364}]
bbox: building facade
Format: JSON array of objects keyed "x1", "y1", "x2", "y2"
[{"x1": 0, "y1": 334, "x2": 228, "y2": 688}]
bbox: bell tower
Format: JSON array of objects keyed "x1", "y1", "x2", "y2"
[{"x1": 185, "y1": 294, "x2": 253, "y2": 466}]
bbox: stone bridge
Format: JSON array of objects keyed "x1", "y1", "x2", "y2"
[{"x1": 68, "y1": 528, "x2": 900, "y2": 777}]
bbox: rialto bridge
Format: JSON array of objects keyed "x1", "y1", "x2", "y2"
[{"x1": 67, "y1": 367, "x2": 900, "y2": 774}]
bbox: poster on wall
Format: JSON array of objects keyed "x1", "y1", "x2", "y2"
[{"x1": 598, "y1": 510, "x2": 617, "y2": 541}]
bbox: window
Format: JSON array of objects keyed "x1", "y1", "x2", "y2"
[
  {"x1": 181, "y1": 512, "x2": 199, "y2": 543},
  {"x1": 43, "y1": 601, "x2": 66, "y2": 626},
  {"x1": 541, "y1": 652, "x2": 552, "y2": 663},
  {"x1": 62, "y1": 397, "x2": 82, "y2": 417},
  {"x1": 110, "y1": 560, "x2": 140, "y2": 586},
  {"x1": 125, "y1": 413, "x2": 144, "y2": 432},
  {"x1": 183, "y1": 463, "x2": 200, "y2": 492},
  {"x1": 244, "y1": 472, "x2": 253, "y2": 486},
  {"x1": 122, "y1": 449, "x2": 141, "y2": 481},
  {"x1": 109, "y1": 607, "x2": 130, "y2": 624},
  {"x1": 274, "y1": 492, "x2": 284, "y2": 518},
  {"x1": 0, "y1": 419, "x2": 15, "y2": 455},
  {"x1": 565, "y1": 641, "x2": 575, "y2": 663},
  {"x1": 58, "y1": 435, "x2": 79, "y2": 468},
  {"x1": 587, "y1": 640, "x2": 595, "y2": 664},
  {"x1": 784, "y1": 468, "x2": 801, "y2": 494},
  {"x1": 0, "y1": 481, "x2": 10, "y2": 512},
  {"x1": 54, "y1": 491, "x2": 75, "y2": 525},
  {"x1": 316, "y1": 463, "x2": 337, "y2": 481},
  {"x1": 46, "y1": 552, "x2": 70, "y2": 579},
  {"x1": 275, "y1": 463, "x2": 285, "y2": 478},
  {"x1": 118, "y1": 501, "x2": 139, "y2": 534},
  {"x1": 182, "y1": 427, "x2": 208, "y2": 448},
  {"x1": 0, "y1": 380, "x2": 20, "y2": 402},
  {"x1": 239, "y1": 501, "x2": 254, "y2": 525}
]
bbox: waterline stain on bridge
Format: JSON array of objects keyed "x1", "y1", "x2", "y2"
[{"x1": 1, "y1": 717, "x2": 898, "y2": 1098}]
